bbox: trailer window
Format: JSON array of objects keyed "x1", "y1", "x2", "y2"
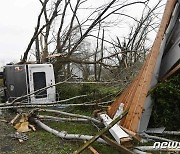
[{"x1": 33, "y1": 72, "x2": 47, "y2": 98}]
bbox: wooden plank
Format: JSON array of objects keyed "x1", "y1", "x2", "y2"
[
  {"x1": 162, "y1": 63, "x2": 180, "y2": 80},
  {"x1": 101, "y1": 134, "x2": 134, "y2": 154},
  {"x1": 84, "y1": 141, "x2": 99, "y2": 154},
  {"x1": 108, "y1": 60, "x2": 147, "y2": 119},
  {"x1": 120, "y1": 126, "x2": 142, "y2": 142},
  {"x1": 108, "y1": 84, "x2": 131, "y2": 118}
]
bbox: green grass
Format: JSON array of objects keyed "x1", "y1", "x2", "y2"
[{"x1": 25, "y1": 108, "x2": 122, "y2": 154}]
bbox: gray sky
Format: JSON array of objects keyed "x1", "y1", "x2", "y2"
[
  {"x1": 0, "y1": 0, "x2": 166, "y2": 69},
  {"x1": 0, "y1": 0, "x2": 40, "y2": 68}
]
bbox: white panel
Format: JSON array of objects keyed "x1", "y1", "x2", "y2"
[{"x1": 100, "y1": 114, "x2": 129, "y2": 144}]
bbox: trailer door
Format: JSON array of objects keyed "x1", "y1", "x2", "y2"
[{"x1": 28, "y1": 64, "x2": 56, "y2": 103}]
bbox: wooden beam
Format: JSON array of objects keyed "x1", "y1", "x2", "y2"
[
  {"x1": 101, "y1": 135, "x2": 133, "y2": 154},
  {"x1": 162, "y1": 63, "x2": 180, "y2": 80}
]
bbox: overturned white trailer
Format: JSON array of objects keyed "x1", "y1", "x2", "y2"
[{"x1": 2, "y1": 64, "x2": 56, "y2": 104}]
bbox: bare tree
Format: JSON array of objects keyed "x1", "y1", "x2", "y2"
[{"x1": 20, "y1": 0, "x2": 164, "y2": 81}]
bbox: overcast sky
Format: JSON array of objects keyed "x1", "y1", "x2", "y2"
[
  {"x1": 0, "y1": 0, "x2": 166, "y2": 69},
  {"x1": 0, "y1": 0, "x2": 41, "y2": 68}
]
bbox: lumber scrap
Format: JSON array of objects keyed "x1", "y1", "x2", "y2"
[
  {"x1": 84, "y1": 141, "x2": 99, "y2": 154},
  {"x1": 73, "y1": 109, "x2": 129, "y2": 154},
  {"x1": 162, "y1": 63, "x2": 180, "y2": 80},
  {"x1": 101, "y1": 134, "x2": 133, "y2": 154},
  {"x1": 120, "y1": 126, "x2": 142, "y2": 142},
  {"x1": 107, "y1": 0, "x2": 177, "y2": 132}
]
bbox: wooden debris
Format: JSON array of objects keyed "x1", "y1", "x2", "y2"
[
  {"x1": 84, "y1": 141, "x2": 99, "y2": 154},
  {"x1": 37, "y1": 115, "x2": 90, "y2": 123},
  {"x1": 101, "y1": 134, "x2": 134, "y2": 154},
  {"x1": 28, "y1": 124, "x2": 36, "y2": 131},
  {"x1": 108, "y1": 0, "x2": 177, "y2": 132},
  {"x1": 46, "y1": 53, "x2": 62, "y2": 58},
  {"x1": 120, "y1": 126, "x2": 142, "y2": 142},
  {"x1": 0, "y1": 119, "x2": 8, "y2": 123},
  {"x1": 15, "y1": 122, "x2": 31, "y2": 132},
  {"x1": 162, "y1": 63, "x2": 180, "y2": 80},
  {"x1": 73, "y1": 109, "x2": 129, "y2": 154},
  {"x1": 13, "y1": 113, "x2": 36, "y2": 132},
  {"x1": 10, "y1": 113, "x2": 21, "y2": 125}
]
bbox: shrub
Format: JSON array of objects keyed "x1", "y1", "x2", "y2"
[{"x1": 149, "y1": 73, "x2": 180, "y2": 130}]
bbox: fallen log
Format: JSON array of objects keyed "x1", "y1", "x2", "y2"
[{"x1": 33, "y1": 118, "x2": 106, "y2": 144}]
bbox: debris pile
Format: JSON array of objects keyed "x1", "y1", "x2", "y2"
[{"x1": 0, "y1": 0, "x2": 179, "y2": 153}]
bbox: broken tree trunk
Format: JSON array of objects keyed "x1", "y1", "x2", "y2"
[{"x1": 33, "y1": 118, "x2": 106, "y2": 144}]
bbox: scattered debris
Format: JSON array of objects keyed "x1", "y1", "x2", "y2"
[
  {"x1": 73, "y1": 109, "x2": 131, "y2": 154},
  {"x1": 84, "y1": 141, "x2": 99, "y2": 154},
  {"x1": 11, "y1": 113, "x2": 36, "y2": 133},
  {"x1": 99, "y1": 113, "x2": 130, "y2": 144},
  {"x1": 0, "y1": 1, "x2": 179, "y2": 153}
]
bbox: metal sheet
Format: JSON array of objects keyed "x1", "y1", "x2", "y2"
[
  {"x1": 4, "y1": 65, "x2": 27, "y2": 101},
  {"x1": 159, "y1": 38, "x2": 180, "y2": 78}
]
